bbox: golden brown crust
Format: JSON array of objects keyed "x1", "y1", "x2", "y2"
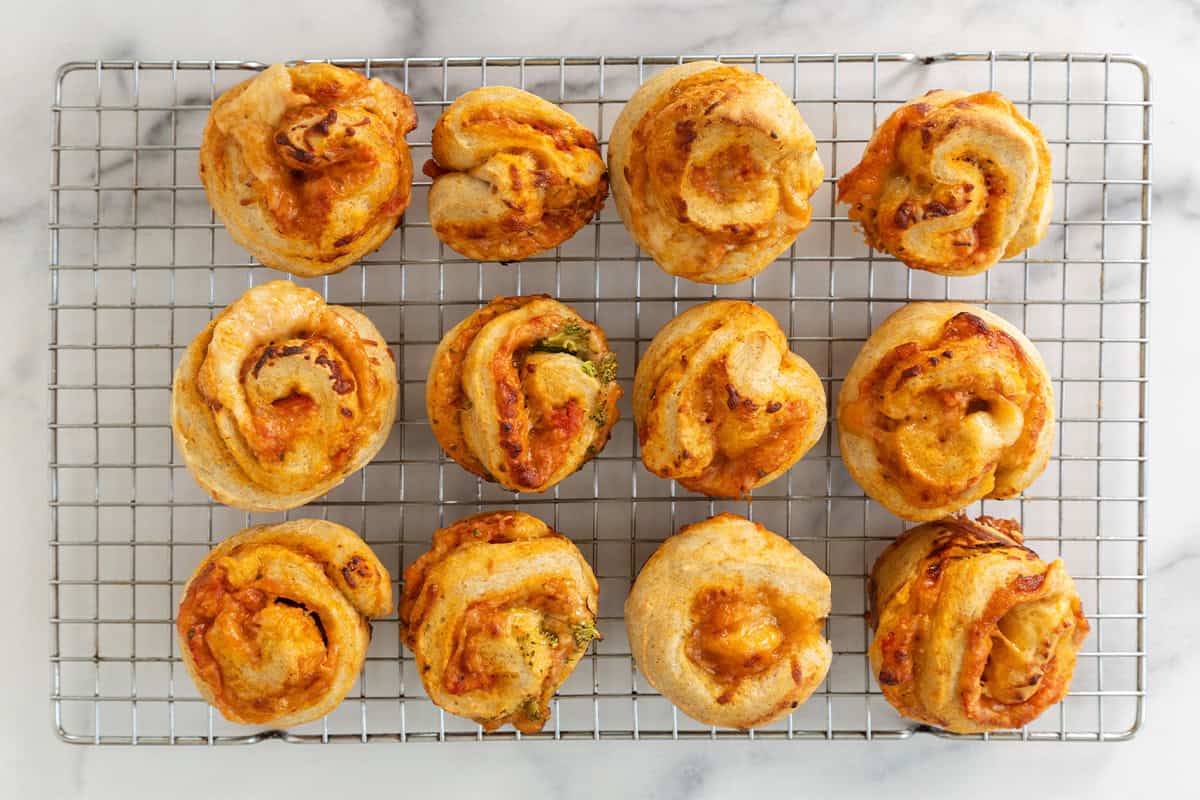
[
  {"x1": 837, "y1": 90, "x2": 1052, "y2": 276},
  {"x1": 837, "y1": 302, "x2": 1054, "y2": 521},
  {"x1": 398, "y1": 511, "x2": 599, "y2": 733},
  {"x1": 608, "y1": 61, "x2": 824, "y2": 284},
  {"x1": 176, "y1": 519, "x2": 392, "y2": 727},
  {"x1": 633, "y1": 300, "x2": 826, "y2": 498},
  {"x1": 171, "y1": 280, "x2": 397, "y2": 511},
  {"x1": 867, "y1": 515, "x2": 1089, "y2": 733},
  {"x1": 199, "y1": 64, "x2": 417, "y2": 277},
  {"x1": 424, "y1": 86, "x2": 607, "y2": 262},
  {"x1": 426, "y1": 295, "x2": 621, "y2": 493},
  {"x1": 624, "y1": 514, "x2": 831, "y2": 729}
]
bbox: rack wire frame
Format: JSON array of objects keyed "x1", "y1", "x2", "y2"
[{"x1": 47, "y1": 52, "x2": 1150, "y2": 744}]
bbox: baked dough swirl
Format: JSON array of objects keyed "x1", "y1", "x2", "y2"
[
  {"x1": 423, "y1": 86, "x2": 608, "y2": 262},
  {"x1": 838, "y1": 302, "x2": 1053, "y2": 521},
  {"x1": 608, "y1": 61, "x2": 824, "y2": 284},
  {"x1": 172, "y1": 280, "x2": 397, "y2": 511},
  {"x1": 399, "y1": 511, "x2": 600, "y2": 733},
  {"x1": 176, "y1": 519, "x2": 392, "y2": 727},
  {"x1": 868, "y1": 515, "x2": 1089, "y2": 733},
  {"x1": 837, "y1": 90, "x2": 1052, "y2": 276},
  {"x1": 427, "y1": 295, "x2": 621, "y2": 493},
  {"x1": 200, "y1": 63, "x2": 417, "y2": 276},
  {"x1": 625, "y1": 514, "x2": 831, "y2": 729},
  {"x1": 633, "y1": 300, "x2": 826, "y2": 498}
]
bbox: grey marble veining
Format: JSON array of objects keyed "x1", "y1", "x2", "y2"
[{"x1": 1, "y1": 0, "x2": 1196, "y2": 797}]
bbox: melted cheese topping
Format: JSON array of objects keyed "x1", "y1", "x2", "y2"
[{"x1": 686, "y1": 587, "x2": 786, "y2": 684}]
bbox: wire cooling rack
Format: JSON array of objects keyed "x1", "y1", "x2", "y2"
[{"x1": 48, "y1": 52, "x2": 1150, "y2": 744}]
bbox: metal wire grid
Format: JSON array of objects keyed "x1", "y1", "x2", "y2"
[{"x1": 47, "y1": 52, "x2": 1150, "y2": 744}]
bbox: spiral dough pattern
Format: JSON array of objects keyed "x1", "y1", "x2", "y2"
[
  {"x1": 200, "y1": 63, "x2": 417, "y2": 277},
  {"x1": 427, "y1": 295, "x2": 621, "y2": 494},
  {"x1": 424, "y1": 86, "x2": 608, "y2": 262},
  {"x1": 608, "y1": 61, "x2": 824, "y2": 284},
  {"x1": 838, "y1": 302, "x2": 1054, "y2": 521},
  {"x1": 171, "y1": 280, "x2": 397, "y2": 512},
  {"x1": 625, "y1": 514, "x2": 832, "y2": 729},
  {"x1": 399, "y1": 511, "x2": 600, "y2": 733},
  {"x1": 634, "y1": 300, "x2": 826, "y2": 498},
  {"x1": 868, "y1": 515, "x2": 1088, "y2": 733},
  {"x1": 176, "y1": 519, "x2": 392, "y2": 728},
  {"x1": 838, "y1": 90, "x2": 1052, "y2": 276}
]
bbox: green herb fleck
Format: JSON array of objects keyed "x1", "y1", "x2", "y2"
[
  {"x1": 514, "y1": 631, "x2": 536, "y2": 666},
  {"x1": 539, "y1": 621, "x2": 560, "y2": 646},
  {"x1": 589, "y1": 405, "x2": 607, "y2": 427},
  {"x1": 535, "y1": 323, "x2": 590, "y2": 356},
  {"x1": 471, "y1": 527, "x2": 483, "y2": 538},
  {"x1": 572, "y1": 620, "x2": 601, "y2": 649},
  {"x1": 580, "y1": 360, "x2": 598, "y2": 378},
  {"x1": 520, "y1": 698, "x2": 544, "y2": 721}
]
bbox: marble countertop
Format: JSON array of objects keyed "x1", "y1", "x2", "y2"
[{"x1": 2, "y1": 0, "x2": 1196, "y2": 797}]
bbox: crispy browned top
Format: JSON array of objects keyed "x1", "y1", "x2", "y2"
[
  {"x1": 632, "y1": 300, "x2": 826, "y2": 498},
  {"x1": 424, "y1": 86, "x2": 607, "y2": 262},
  {"x1": 840, "y1": 311, "x2": 1049, "y2": 510},
  {"x1": 617, "y1": 64, "x2": 823, "y2": 283},
  {"x1": 622, "y1": 513, "x2": 832, "y2": 729},
  {"x1": 175, "y1": 521, "x2": 391, "y2": 726},
  {"x1": 426, "y1": 295, "x2": 621, "y2": 493},
  {"x1": 868, "y1": 516, "x2": 1089, "y2": 733},
  {"x1": 398, "y1": 512, "x2": 599, "y2": 733},
  {"x1": 837, "y1": 90, "x2": 1051, "y2": 276},
  {"x1": 199, "y1": 63, "x2": 417, "y2": 274},
  {"x1": 182, "y1": 281, "x2": 395, "y2": 501}
]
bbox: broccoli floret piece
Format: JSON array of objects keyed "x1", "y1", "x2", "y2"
[
  {"x1": 535, "y1": 323, "x2": 590, "y2": 355},
  {"x1": 572, "y1": 620, "x2": 601, "y2": 649},
  {"x1": 582, "y1": 355, "x2": 616, "y2": 381},
  {"x1": 582, "y1": 352, "x2": 617, "y2": 382},
  {"x1": 594, "y1": 353, "x2": 618, "y2": 384},
  {"x1": 520, "y1": 698, "x2": 544, "y2": 721}
]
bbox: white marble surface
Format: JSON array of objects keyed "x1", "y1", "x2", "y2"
[{"x1": 2, "y1": 0, "x2": 1197, "y2": 797}]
